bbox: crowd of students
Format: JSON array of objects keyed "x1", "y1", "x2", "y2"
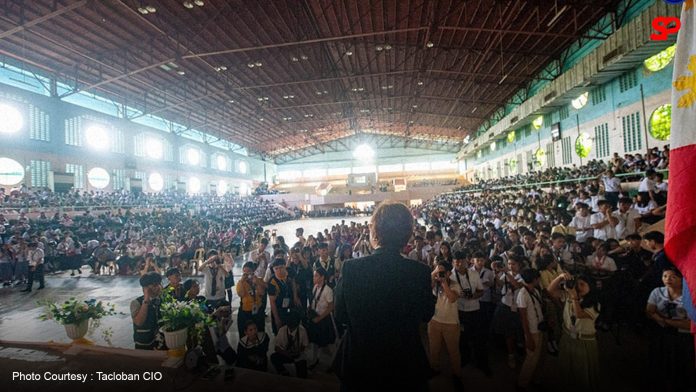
[
  {"x1": 458, "y1": 145, "x2": 669, "y2": 192},
  {"x1": 0, "y1": 195, "x2": 294, "y2": 288},
  {"x1": 4, "y1": 144, "x2": 693, "y2": 389}
]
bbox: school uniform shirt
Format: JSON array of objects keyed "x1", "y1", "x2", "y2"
[
  {"x1": 602, "y1": 176, "x2": 622, "y2": 193},
  {"x1": 500, "y1": 273, "x2": 523, "y2": 310},
  {"x1": 310, "y1": 284, "x2": 334, "y2": 316},
  {"x1": 648, "y1": 287, "x2": 689, "y2": 333},
  {"x1": 585, "y1": 255, "x2": 617, "y2": 272},
  {"x1": 248, "y1": 249, "x2": 271, "y2": 279},
  {"x1": 237, "y1": 333, "x2": 270, "y2": 370},
  {"x1": 638, "y1": 178, "x2": 655, "y2": 193},
  {"x1": 432, "y1": 276, "x2": 461, "y2": 324},
  {"x1": 561, "y1": 293, "x2": 599, "y2": 335},
  {"x1": 635, "y1": 201, "x2": 657, "y2": 215},
  {"x1": 516, "y1": 287, "x2": 544, "y2": 334},
  {"x1": 471, "y1": 266, "x2": 495, "y2": 303},
  {"x1": 569, "y1": 214, "x2": 592, "y2": 243},
  {"x1": 27, "y1": 248, "x2": 44, "y2": 267},
  {"x1": 200, "y1": 264, "x2": 227, "y2": 301},
  {"x1": 275, "y1": 325, "x2": 309, "y2": 356},
  {"x1": 590, "y1": 212, "x2": 618, "y2": 240},
  {"x1": 656, "y1": 182, "x2": 668, "y2": 192},
  {"x1": 452, "y1": 269, "x2": 483, "y2": 312},
  {"x1": 613, "y1": 208, "x2": 641, "y2": 239}
]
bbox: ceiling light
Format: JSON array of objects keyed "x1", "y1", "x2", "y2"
[
  {"x1": 426, "y1": 41, "x2": 434, "y2": 48},
  {"x1": 146, "y1": 6, "x2": 156, "y2": 13},
  {"x1": 300, "y1": 55, "x2": 308, "y2": 60},
  {"x1": 376, "y1": 46, "x2": 384, "y2": 51},
  {"x1": 176, "y1": 70, "x2": 186, "y2": 75},
  {"x1": 384, "y1": 44, "x2": 392, "y2": 50},
  {"x1": 498, "y1": 74, "x2": 508, "y2": 84},
  {"x1": 417, "y1": 81, "x2": 424, "y2": 86},
  {"x1": 412, "y1": 104, "x2": 418, "y2": 108},
  {"x1": 183, "y1": 1, "x2": 194, "y2": 9},
  {"x1": 255, "y1": 62, "x2": 262, "y2": 67},
  {"x1": 357, "y1": 87, "x2": 364, "y2": 91},
  {"x1": 247, "y1": 63, "x2": 255, "y2": 68},
  {"x1": 259, "y1": 118, "x2": 264, "y2": 121},
  {"x1": 194, "y1": 0, "x2": 204, "y2": 6},
  {"x1": 227, "y1": 99, "x2": 235, "y2": 103},
  {"x1": 471, "y1": 107, "x2": 477, "y2": 113},
  {"x1": 137, "y1": 7, "x2": 149, "y2": 14},
  {"x1": 291, "y1": 56, "x2": 299, "y2": 62},
  {"x1": 345, "y1": 51, "x2": 353, "y2": 56},
  {"x1": 263, "y1": 97, "x2": 269, "y2": 101}
]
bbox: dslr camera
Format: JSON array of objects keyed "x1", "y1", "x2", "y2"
[
  {"x1": 561, "y1": 278, "x2": 576, "y2": 290},
  {"x1": 462, "y1": 288, "x2": 473, "y2": 299}
]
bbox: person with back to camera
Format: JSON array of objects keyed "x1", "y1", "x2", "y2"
[{"x1": 333, "y1": 201, "x2": 435, "y2": 392}]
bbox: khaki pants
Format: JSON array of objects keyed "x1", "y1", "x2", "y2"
[
  {"x1": 428, "y1": 320, "x2": 461, "y2": 377},
  {"x1": 518, "y1": 332, "x2": 544, "y2": 387}
]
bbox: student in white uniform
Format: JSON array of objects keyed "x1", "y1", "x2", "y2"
[
  {"x1": 517, "y1": 268, "x2": 546, "y2": 390},
  {"x1": 590, "y1": 200, "x2": 619, "y2": 241},
  {"x1": 569, "y1": 203, "x2": 593, "y2": 243}
]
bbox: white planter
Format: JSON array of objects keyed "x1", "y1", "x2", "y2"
[
  {"x1": 163, "y1": 327, "x2": 188, "y2": 350},
  {"x1": 64, "y1": 319, "x2": 89, "y2": 340}
]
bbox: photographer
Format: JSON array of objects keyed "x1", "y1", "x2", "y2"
[
  {"x1": 200, "y1": 250, "x2": 228, "y2": 310},
  {"x1": 427, "y1": 260, "x2": 463, "y2": 385},
  {"x1": 547, "y1": 272, "x2": 601, "y2": 391},
  {"x1": 130, "y1": 272, "x2": 163, "y2": 350},
  {"x1": 452, "y1": 251, "x2": 489, "y2": 376},
  {"x1": 516, "y1": 268, "x2": 545, "y2": 390},
  {"x1": 236, "y1": 262, "x2": 266, "y2": 336},
  {"x1": 491, "y1": 255, "x2": 524, "y2": 369}
]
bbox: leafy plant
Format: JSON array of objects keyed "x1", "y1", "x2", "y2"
[
  {"x1": 38, "y1": 298, "x2": 117, "y2": 325},
  {"x1": 159, "y1": 299, "x2": 213, "y2": 346},
  {"x1": 38, "y1": 298, "x2": 120, "y2": 346}
]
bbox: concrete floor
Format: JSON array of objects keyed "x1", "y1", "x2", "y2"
[{"x1": 0, "y1": 217, "x2": 656, "y2": 392}]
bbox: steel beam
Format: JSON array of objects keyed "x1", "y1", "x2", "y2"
[{"x1": 0, "y1": 0, "x2": 88, "y2": 40}]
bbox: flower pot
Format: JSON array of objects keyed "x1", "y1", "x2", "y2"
[
  {"x1": 64, "y1": 319, "x2": 89, "y2": 340},
  {"x1": 164, "y1": 327, "x2": 188, "y2": 350}
]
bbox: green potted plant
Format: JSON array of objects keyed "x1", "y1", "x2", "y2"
[
  {"x1": 38, "y1": 298, "x2": 118, "y2": 344},
  {"x1": 158, "y1": 300, "x2": 213, "y2": 351}
]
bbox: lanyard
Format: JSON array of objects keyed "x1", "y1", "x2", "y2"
[
  {"x1": 526, "y1": 287, "x2": 543, "y2": 321},
  {"x1": 454, "y1": 270, "x2": 471, "y2": 290},
  {"x1": 311, "y1": 284, "x2": 326, "y2": 310}
]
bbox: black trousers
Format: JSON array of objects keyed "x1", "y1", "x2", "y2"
[
  {"x1": 270, "y1": 352, "x2": 307, "y2": 378},
  {"x1": 27, "y1": 264, "x2": 44, "y2": 289},
  {"x1": 605, "y1": 192, "x2": 620, "y2": 208},
  {"x1": 459, "y1": 310, "x2": 489, "y2": 370}
]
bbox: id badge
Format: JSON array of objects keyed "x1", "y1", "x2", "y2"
[{"x1": 282, "y1": 298, "x2": 290, "y2": 308}]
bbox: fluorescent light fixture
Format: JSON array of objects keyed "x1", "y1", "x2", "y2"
[{"x1": 148, "y1": 172, "x2": 164, "y2": 191}]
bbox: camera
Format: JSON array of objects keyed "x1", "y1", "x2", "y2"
[
  {"x1": 561, "y1": 278, "x2": 576, "y2": 290},
  {"x1": 462, "y1": 288, "x2": 472, "y2": 298}
]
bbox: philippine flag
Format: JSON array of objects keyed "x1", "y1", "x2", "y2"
[{"x1": 666, "y1": 0, "x2": 696, "y2": 364}]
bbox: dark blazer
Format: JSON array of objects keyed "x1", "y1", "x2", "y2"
[{"x1": 333, "y1": 247, "x2": 435, "y2": 388}]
